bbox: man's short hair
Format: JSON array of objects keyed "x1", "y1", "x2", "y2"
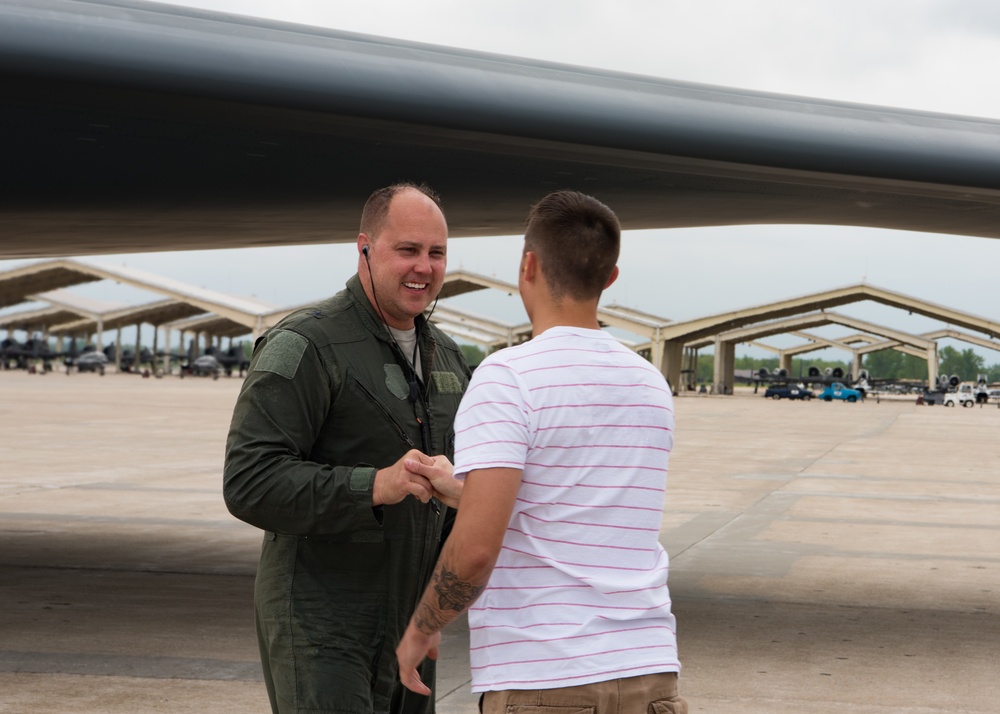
[
  {"x1": 524, "y1": 190, "x2": 620, "y2": 301},
  {"x1": 359, "y1": 182, "x2": 442, "y2": 238}
]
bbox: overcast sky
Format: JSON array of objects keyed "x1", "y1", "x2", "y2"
[{"x1": 4, "y1": 0, "x2": 1000, "y2": 362}]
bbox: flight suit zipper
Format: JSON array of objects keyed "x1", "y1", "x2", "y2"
[{"x1": 350, "y1": 375, "x2": 415, "y2": 448}]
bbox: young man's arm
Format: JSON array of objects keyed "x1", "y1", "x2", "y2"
[{"x1": 396, "y1": 466, "x2": 522, "y2": 696}]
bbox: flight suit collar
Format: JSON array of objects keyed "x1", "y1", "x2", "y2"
[{"x1": 345, "y1": 274, "x2": 437, "y2": 387}]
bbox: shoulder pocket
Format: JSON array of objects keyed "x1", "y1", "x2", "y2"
[{"x1": 253, "y1": 329, "x2": 308, "y2": 379}]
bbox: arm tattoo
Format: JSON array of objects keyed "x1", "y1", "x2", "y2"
[
  {"x1": 434, "y1": 567, "x2": 484, "y2": 611},
  {"x1": 413, "y1": 602, "x2": 450, "y2": 634},
  {"x1": 412, "y1": 566, "x2": 485, "y2": 635}
]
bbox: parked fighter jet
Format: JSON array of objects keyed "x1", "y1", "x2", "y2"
[
  {"x1": 180, "y1": 355, "x2": 221, "y2": 380},
  {"x1": 204, "y1": 344, "x2": 250, "y2": 378},
  {"x1": 753, "y1": 365, "x2": 851, "y2": 393},
  {"x1": 1, "y1": 337, "x2": 57, "y2": 372},
  {"x1": 71, "y1": 351, "x2": 109, "y2": 375},
  {"x1": 102, "y1": 345, "x2": 156, "y2": 373}
]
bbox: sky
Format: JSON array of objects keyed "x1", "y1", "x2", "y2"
[{"x1": 4, "y1": 0, "x2": 1000, "y2": 363}]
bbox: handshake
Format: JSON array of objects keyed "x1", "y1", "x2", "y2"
[{"x1": 372, "y1": 449, "x2": 462, "y2": 509}]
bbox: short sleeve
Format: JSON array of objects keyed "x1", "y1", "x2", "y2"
[{"x1": 452, "y1": 360, "x2": 529, "y2": 478}]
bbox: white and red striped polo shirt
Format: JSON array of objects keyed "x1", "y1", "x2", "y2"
[{"x1": 453, "y1": 325, "x2": 680, "y2": 693}]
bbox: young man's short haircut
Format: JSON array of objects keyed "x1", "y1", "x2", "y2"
[
  {"x1": 359, "y1": 182, "x2": 442, "y2": 238},
  {"x1": 524, "y1": 190, "x2": 620, "y2": 301}
]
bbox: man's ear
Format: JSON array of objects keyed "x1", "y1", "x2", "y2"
[
  {"x1": 357, "y1": 233, "x2": 370, "y2": 257},
  {"x1": 604, "y1": 265, "x2": 619, "y2": 289},
  {"x1": 521, "y1": 251, "x2": 538, "y2": 280}
]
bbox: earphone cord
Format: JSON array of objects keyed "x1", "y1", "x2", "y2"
[
  {"x1": 363, "y1": 249, "x2": 441, "y2": 514},
  {"x1": 363, "y1": 247, "x2": 439, "y2": 378},
  {"x1": 364, "y1": 249, "x2": 413, "y2": 367}
]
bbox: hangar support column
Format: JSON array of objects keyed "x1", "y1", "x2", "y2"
[
  {"x1": 684, "y1": 346, "x2": 699, "y2": 390},
  {"x1": 712, "y1": 338, "x2": 736, "y2": 395},
  {"x1": 135, "y1": 323, "x2": 142, "y2": 369},
  {"x1": 660, "y1": 339, "x2": 684, "y2": 395},
  {"x1": 852, "y1": 351, "x2": 863, "y2": 380},
  {"x1": 650, "y1": 336, "x2": 664, "y2": 389},
  {"x1": 151, "y1": 325, "x2": 159, "y2": 371},
  {"x1": 162, "y1": 327, "x2": 172, "y2": 375},
  {"x1": 779, "y1": 352, "x2": 793, "y2": 374},
  {"x1": 926, "y1": 343, "x2": 939, "y2": 386}
]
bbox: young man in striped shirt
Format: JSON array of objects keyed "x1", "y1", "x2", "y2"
[{"x1": 396, "y1": 190, "x2": 687, "y2": 713}]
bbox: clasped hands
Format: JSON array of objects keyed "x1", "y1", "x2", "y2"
[{"x1": 372, "y1": 449, "x2": 462, "y2": 508}]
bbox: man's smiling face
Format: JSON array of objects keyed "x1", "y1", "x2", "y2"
[{"x1": 361, "y1": 188, "x2": 448, "y2": 330}]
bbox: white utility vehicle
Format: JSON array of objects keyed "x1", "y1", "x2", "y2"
[{"x1": 943, "y1": 384, "x2": 975, "y2": 408}]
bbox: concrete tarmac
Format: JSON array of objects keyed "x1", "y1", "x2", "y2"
[{"x1": 1, "y1": 370, "x2": 997, "y2": 713}]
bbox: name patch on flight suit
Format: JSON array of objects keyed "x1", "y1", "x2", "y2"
[
  {"x1": 252, "y1": 330, "x2": 308, "y2": 379},
  {"x1": 384, "y1": 364, "x2": 409, "y2": 400},
  {"x1": 432, "y1": 371, "x2": 464, "y2": 394}
]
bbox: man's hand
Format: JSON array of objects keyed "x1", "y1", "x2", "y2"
[
  {"x1": 396, "y1": 624, "x2": 440, "y2": 696},
  {"x1": 404, "y1": 453, "x2": 463, "y2": 508},
  {"x1": 372, "y1": 449, "x2": 435, "y2": 507}
]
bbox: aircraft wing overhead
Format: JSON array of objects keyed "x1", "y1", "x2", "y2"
[{"x1": 3, "y1": 0, "x2": 1000, "y2": 258}]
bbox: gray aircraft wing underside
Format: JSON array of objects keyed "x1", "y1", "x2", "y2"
[{"x1": 3, "y1": 0, "x2": 1000, "y2": 259}]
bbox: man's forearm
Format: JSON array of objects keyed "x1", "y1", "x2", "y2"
[
  {"x1": 223, "y1": 450, "x2": 379, "y2": 535},
  {"x1": 406, "y1": 466, "x2": 521, "y2": 635},
  {"x1": 411, "y1": 551, "x2": 488, "y2": 635}
]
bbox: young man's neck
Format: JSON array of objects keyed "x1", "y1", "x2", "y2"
[{"x1": 530, "y1": 301, "x2": 602, "y2": 336}]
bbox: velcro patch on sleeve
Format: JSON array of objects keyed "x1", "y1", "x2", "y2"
[
  {"x1": 432, "y1": 371, "x2": 464, "y2": 394},
  {"x1": 252, "y1": 330, "x2": 308, "y2": 379},
  {"x1": 349, "y1": 466, "x2": 376, "y2": 492}
]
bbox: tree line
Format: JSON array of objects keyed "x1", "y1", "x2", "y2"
[
  {"x1": 865, "y1": 346, "x2": 999, "y2": 382},
  {"x1": 462, "y1": 344, "x2": 999, "y2": 384},
  {"x1": 689, "y1": 347, "x2": 999, "y2": 384}
]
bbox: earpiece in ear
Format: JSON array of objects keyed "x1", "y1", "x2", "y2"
[{"x1": 362, "y1": 244, "x2": 370, "y2": 256}]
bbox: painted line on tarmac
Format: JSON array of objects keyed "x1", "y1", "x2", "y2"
[
  {"x1": 0, "y1": 512, "x2": 241, "y2": 529},
  {"x1": 0, "y1": 650, "x2": 262, "y2": 681}
]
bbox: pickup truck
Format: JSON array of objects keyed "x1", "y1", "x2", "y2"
[{"x1": 817, "y1": 382, "x2": 862, "y2": 402}]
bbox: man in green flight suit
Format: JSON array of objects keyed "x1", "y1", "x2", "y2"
[{"x1": 224, "y1": 183, "x2": 470, "y2": 714}]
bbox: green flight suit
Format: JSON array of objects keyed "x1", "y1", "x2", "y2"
[{"x1": 224, "y1": 275, "x2": 470, "y2": 714}]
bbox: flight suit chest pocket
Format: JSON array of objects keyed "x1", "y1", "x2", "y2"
[{"x1": 342, "y1": 373, "x2": 414, "y2": 449}]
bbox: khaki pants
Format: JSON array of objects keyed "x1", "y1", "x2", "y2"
[{"x1": 480, "y1": 671, "x2": 687, "y2": 713}]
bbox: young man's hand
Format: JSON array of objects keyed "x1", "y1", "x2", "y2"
[
  {"x1": 372, "y1": 449, "x2": 436, "y2": 506},
  {"x1": 404, "y1": 453, "x2": 463, "y2": 508},
  {"x1": 395, "y1": 624, "x2": 440, "y2": 695}
]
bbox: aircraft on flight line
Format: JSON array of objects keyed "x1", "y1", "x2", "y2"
[
  {"x1": 751, "y1": 365, "x2": 867, "y2": 395},
  {"x1": 151, "y1": 342, "x2": 248, "y2": 378},
  {"x1": 204, "y1": 344, "x2": 251, "y2": 378},
  {"x1": 1, "y1": 0, "x2": 1000, "y2": 261},
  {"x1": 1, "y1": 336, "x2": 114, "y2": 374},
  {"x1": 1, "y1": 337, "x2": 57, "y2": 372},
  {"x1": 752, "y1": 365, "x2": 928, "y2": 398},
  {"x1": 753, "y1": 365, "x2": 850, "y2": 386}
]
